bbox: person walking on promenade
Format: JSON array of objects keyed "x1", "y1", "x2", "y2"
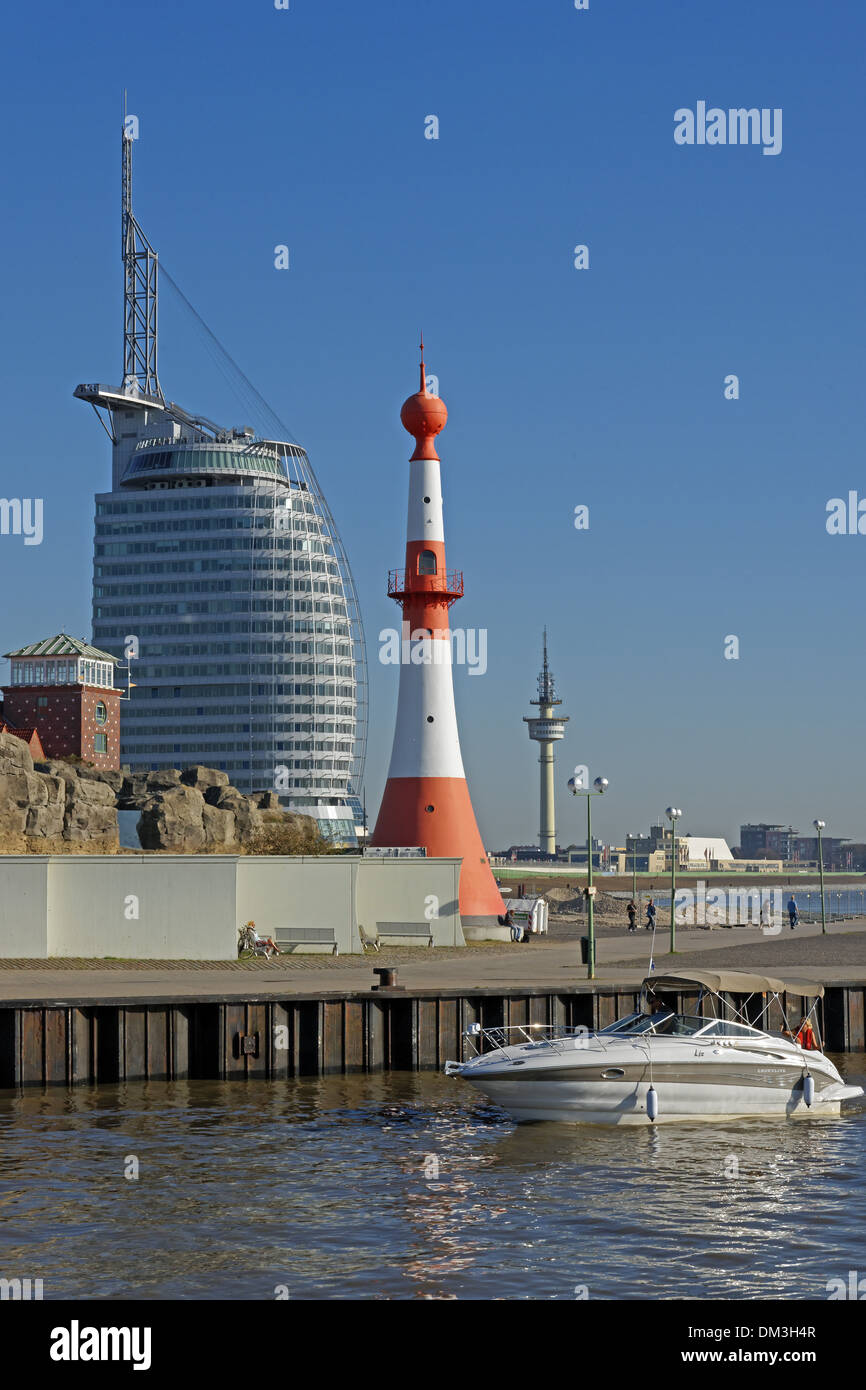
[
  {"x1": 787, "y1": 896, "x2": 799, "y2": 930},
  {"x1": 646, "y1": 898, "x2": 657, "y2": 932},
  {"x1": 627, "y1": 899, "x2": 638, "y2": 933}
]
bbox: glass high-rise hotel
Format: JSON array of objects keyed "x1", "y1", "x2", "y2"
[{"x1": 76, "y1": 120, "x2": 366, "y2": 844}]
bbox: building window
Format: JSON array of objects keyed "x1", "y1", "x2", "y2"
[
  {"x1": 418, "y1": 550, "x2": 437, "y2": 575},
  {"x1": 95, "y1": 702, "x2": 107, "y2": 725},
  {"x1": 94, "y1": 732, "x2": 108, "y2": 754},
  {"x1": 37, "y1": 696, "x2": 48, "y2": 709}
]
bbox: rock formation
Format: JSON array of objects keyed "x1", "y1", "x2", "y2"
[{"x1": 0, "y1": 731, "x2": 320, "y2": 854}]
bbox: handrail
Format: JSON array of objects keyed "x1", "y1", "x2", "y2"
[
  {"x1": 387, "y1": 568, "x2": 464, "y2": 598},
  {"x1": 464, "y1": 1022, "x2": 607, "y2": 1058},
  {"x1": 461, "y1": 1015, "x2": 823, "y2": 1061}
]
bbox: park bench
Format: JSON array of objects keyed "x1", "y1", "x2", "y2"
[
  {"x1": 273, "y1": 926, "x2": 339, "y2": 955},
  {"x1": 375, "y1": 921, "x2": 434, "y2": 948}
]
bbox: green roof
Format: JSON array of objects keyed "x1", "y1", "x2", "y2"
[{"x1": 3, "y1": 633, "x2": 119, "y2": 663}]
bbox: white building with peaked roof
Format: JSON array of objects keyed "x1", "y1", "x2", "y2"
[{"x1": 680, "y1": 835, "x2": 735, "y2": 867}]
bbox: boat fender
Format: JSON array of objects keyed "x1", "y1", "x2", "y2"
[
  {"x1": 647, "y1": 1085, "x2": 659, "y2": 1122},
  {"x1": 803, "y1": 1073, "x2": 815, "y2": 1108}
]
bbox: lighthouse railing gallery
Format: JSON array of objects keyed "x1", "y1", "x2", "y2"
[{"x1": 387, "y1": 569, "x2": 464, "y2": 606}]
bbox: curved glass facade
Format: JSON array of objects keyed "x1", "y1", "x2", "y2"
[
  {"x1": 92, "y1": 424, "x2": 367, "y2": 843},
  {"x1": 124, "y1": 446, "x2": 288, "y2": 480}
]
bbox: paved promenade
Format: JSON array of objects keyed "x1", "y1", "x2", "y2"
[{"x1": 0, "y1": 920, "x2": 864, "y2": 1002}]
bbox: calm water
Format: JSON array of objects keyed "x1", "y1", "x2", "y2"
[{"x1": 1, "y1": 1062, "x2": 865, "y2": 1301}]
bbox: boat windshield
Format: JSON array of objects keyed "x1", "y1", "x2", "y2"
[
  {"x1": 599, "y1": 1011, "x2": 680, "y2": 1035},
  {"x1": 598, "y1": 1012, "x2": 644, "y2": 1034},
  {"x1": 694, "y1": 1019, "x2": 768, "y2": 1039},
  {"x1": 598, "y1": 1013, "x2": 764, "y2": 1038}
]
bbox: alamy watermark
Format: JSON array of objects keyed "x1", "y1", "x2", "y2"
[
  {"x1": 674, "y1": 880, "x2": 783, "y2": 933},
  {"x1": 826, "y1": 492, "x2": 866, "y2": 534},
  {"x1": 49, "y1": 1322, "x2": 152, "y2": 1370},
  {"x1": 0, "y1": 497, "x2": 43, "y2": 545},
  {"x1": 826, "y1": 1270, "x2": 865, "y2": 1299},
  {"x1": 674, "y1": 103, "x2": 782, "y2": 156},
  {"x1": 378, "y1": 623, "x2": 487, "y2": 675},
  {"x1": 0, "y1": 1276, "x2": 43, "y2": 1300}
]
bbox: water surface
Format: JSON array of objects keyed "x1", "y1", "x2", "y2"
[{"x1": 1, "y1": 1062, "x2": 864, "y2": 1300}]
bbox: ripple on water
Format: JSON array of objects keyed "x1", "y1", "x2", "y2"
[{"x1": 0, "y1": 1066, "x2": 864, "y2": 1299}]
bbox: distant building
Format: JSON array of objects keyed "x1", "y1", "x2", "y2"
[
  {"x1": 1, "y1": 634, "x2": 122, "y2": 771},
  {"x1": 523, "y1": 631, "x2": 568, "y2": 854},
  {"x1": 566, "y1": 837, "x2": 608, "y2": 871},
  {"x1": 791, "y1": 835, "x2": 851, "y2": 870},
  {"x1": 498, "y1": 844, "x2": 561, "y2": 863},
  {"x1": 680, "y1": 835, "x2": 735, "y2": 868},
  {"x1": 739, "y1": 823, "x2": 854, "y2": 871},
  {"x1": 625, "y1": 824, "x2": 667, "y2": 857},
  {"x1": 739, "y1": 824, "x2": 798, "y2": 860},
  {"x1": 0, "y1": 719, "x2": 45, "y2": 760}
]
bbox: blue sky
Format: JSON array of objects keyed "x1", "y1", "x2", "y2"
[{"x1": 1, "y1": 0, "x2": 864, "y2": 849}]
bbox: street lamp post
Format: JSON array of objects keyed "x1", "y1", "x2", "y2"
[
  {"x1": 568, "y1": 775, "x2": 609, "y2": 979},
  {"x1": 814, "y1": 819, "x2": 827, "y2": 935},
  {"x1": 666, "y1": 807, "x2": 683, "y2": 953}
]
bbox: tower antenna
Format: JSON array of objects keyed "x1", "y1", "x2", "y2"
[
  {"x1": 525, "y1": 629, "x2": 568, "y2": 855},
  {"x1": 121, "y1": 98, "x2": 162, "y2": 401}
]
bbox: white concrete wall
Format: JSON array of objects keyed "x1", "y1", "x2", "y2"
[
  {"x1": 356, "y1": 857, "x2": 463, "y2": 947},
  {"x1": 48, "y1": 856, "x2": 238, "y2": 960},
  {"x1": 0, "y1": 855, "x2": 466, "y2": 958},
  {"x1": 0, "y1": 858, "x2": 49, "y2": 957},
  {"x1": 235, "y1": 856, "x2": 356, "y2": 954}
]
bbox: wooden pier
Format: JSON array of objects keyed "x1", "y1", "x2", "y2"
[{"x1": 1, "y1": 979, "x2": 864, "y2": 1088}]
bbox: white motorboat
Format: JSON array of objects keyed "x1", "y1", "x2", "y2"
[{"x1": 444, "y1": 969, "x2": 864, "y2": 1125}]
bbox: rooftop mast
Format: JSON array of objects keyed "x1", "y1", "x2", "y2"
[{"x1": 121, "y1": 95, "x2": 162, "y2": 401}]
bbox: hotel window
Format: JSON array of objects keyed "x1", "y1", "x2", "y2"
[
  {"x1": 34, "y1": 664, "x2": 43, "y2": 684},
  {"x1": 94, "y1": 732, "x2": 108, "y2": 754},
  {"x1": 418, "y1": 550, "x2": 437, "y2": 575},
  {"x1": 95, "y1": 702, "x2": 107, "y2": 725}
]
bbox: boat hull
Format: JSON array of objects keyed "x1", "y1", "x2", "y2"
[{"x1": 459, "y1": 1073, "x2": 855, "y2": 1124}]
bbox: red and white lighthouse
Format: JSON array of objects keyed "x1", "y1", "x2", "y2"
[{"x1": 371, "y1": 342, "x2": 505, "y2": 930}]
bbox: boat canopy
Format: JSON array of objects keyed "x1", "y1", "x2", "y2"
[{"x1": 646, "y1": 969, "x2": 824, "y2": 999}]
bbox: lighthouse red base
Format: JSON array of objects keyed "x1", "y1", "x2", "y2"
[{"x1": 372, "y1": 777, "x2": 505, "y2": 925}]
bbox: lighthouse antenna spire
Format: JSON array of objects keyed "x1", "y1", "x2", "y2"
[{"x1": 419, "y1": 333, "x2": 426, "y2": 393}]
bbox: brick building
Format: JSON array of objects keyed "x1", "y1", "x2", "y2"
[{"x1": 1, "y1": 634, "x2": 121, "y2": 771}]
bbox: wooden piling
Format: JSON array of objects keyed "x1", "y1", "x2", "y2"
[{"x1": 0, "y1": 981, "x2": 863, "y2": 1088}]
